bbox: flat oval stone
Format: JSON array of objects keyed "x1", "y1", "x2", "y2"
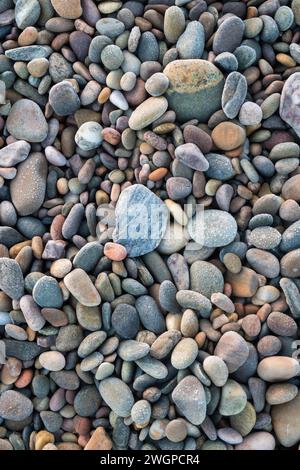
[
  {"x1": 64, "y1": 268, "x2": 101, "y2": 307},
  {"x1": 164, "y1": 5, "x2": 185, "y2": 44},
  {"x1": 172, "y1": 375, "x2": 206, "y2": 425},
  {"x1": 282, "y1": 174, "x2": 300, "y2": 201},
  {"x1": 214, "y1": 331, "x2": 249, "y2": 373},
  {"x1": 0, "y1": 140, "x2": 30, "y2": 168},
  {"x1": 246, "y1": 248, "x2": 280, "y2": 278},
  {"x1": 111, "y1": 304, "x2": 140, "y2": 339},
  {"x1": 129, "y1": 97, "x2": 168, "y2": 130},
  {"x1": 0, "y1": 390, "x2": 33, "y2": 421},
  {"x1": 0, "y1": 258, "x2": 24, "y2": 300},
  {"x1": 176, "y1": 21, "x2": 205, "y2": 59},
  {"x1": 222, "y1": 71, "x2": 248, "y2": 119},
  {"x1": 205, "y1": 153, "x2": 234, "y2": 180},
  {"x1": 39, "y1": 351, "x2": 66, "y2": 371},
  {"x1": 51, "y1": 0, "x2": 82, "y2": 19},
  {"x1": 281, "y1": 248, "x2": 300, "y2": 278},
  {"x1": 15, "y1": 0, "x2": 40, "y2": 29},
  {"x1": 213, "y1": 17, "x2": 245, "y2": 54},
  {"x1": 257, "y1": 356, "x2": 300, "y2": 382},
  {"x1": 219, "y1": 379, "x2": 247, "y2": 416},
  {"x1": 20, "y1": 295, "x2": 45, "y2": 331},
  {"x1": 190, "y1": 260, "x2": 224, "y2": 298},
  {"x1": 136, "y1": 356, "x2": 168, "y2": 379},
  {"x1": 203, "y1": 355, "x2": 229, "y2": 387},
  {"x1": 272, "y1": 392, "x2": 300, "y2": 447},
  {"x1": 7, "y1": 99, "x2": 48, "y2": 142},
  {"x1": 150, "y1": 330, "x2": 182, "y2": 360},
  {"x1": 5, "y1": 45, "x2": 52, "y2": 61},
  {"x1": 266, "y1": 383, "x2": 298, "y2": 405},
  {"x1": 113, "y1": 184, "x2": 168, "y2": 257},
  {"x1": 235, "y1": 432, "x2": 275, "y2": 450},
  {"x1": 188, "y1": 209, "x2": 237, "y2": 248},
  {"x1": 10, "y1": 152, "x2": 47, "y2": 216},
  {"x1": 174, "y1": 143, "x2": 209, "y2": 171},
  {"x1": 164, "y1": 59, "x2": 224, "y2": 123},
  {"x1": 118, "y1": 340, "x2": 150, "y2": 361},
  {"x1": 171, "y1": 338, "x2": 198, "y2": 370},
  {"x1": 33, "y1": 275, "x2": 63, "y2": 308},
  {"x1": 49, "y1": 81, "x2": 80, "y2": 116},
  {"x1": 99, "y1": 377, "x2": 134, "y2": 418},
  {"x1": 135, "y1": 295, "x2": 165, "y2": 334}
]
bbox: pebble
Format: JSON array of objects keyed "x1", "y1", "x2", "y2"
[
  {"x1": 6, "y1": 99, "x2": 48, "y2": 142},
  {"x1": 113, "y1": 185, "x2": 168, "y2": 257},
  {"x1": 172, "y1": 376, "x2": 206, "y2": 425},
  {"x1": 219, "y1": 379, "x2": 247, "y2": 416},
  {"x1": 214, "y1": 331, "x2": 249, "y2": 373},
  {"x1": 235, "y1": 432, "x2": 275, "y2": 450},
  {"x1": 266, "y1": 383, "x2": 298, "y2": 405},
  {"x1": 0, "y1": 390, "x2": 33, "y2": 421},
  {"x1": 145, "y1": 73, "x2": 169, "y2": 97},
  {"x1": 0, "y1": 258, "x2": 24, "y2": 300},
  {"x1": 99, "y1": 378, "x2": 134, "y2": 418},
  {"x1": 75, "y1": 122, "x2": 103, "y2": 151},
  {"x1": 213, "y1": 17, "x2": 245, "y2": 54},
  {"x1": 33, "y1": 275, "x2": 63, "y2": 308},
  {"x1": 10, "y1": 152, "x2": 47, "y2": 216},
  {"x1": 171, "y1": 338, "x2": 198, "y2": 370},
  {"x1": 175, "y1": 143, "x2": 209, "y2": 171},
  {"x1": 257, "y1": 356, "x2": 300, "y2": 382},
  {"x1": 272, "y1": 392, "x2": 300, "y2": 447},
  {"x1": 188, "y1": 209, "x2": 237, "y2": 248},
  {"x1": 129, "y1": 97, "x2": 168, "y2": 131},
  {"x1": 176, "y1": 21, "x2": 205, "y2": 60},
  {"x1": 51, "y1": 0, "x2": 83, "y2": 19},
  {"x1": 230, "y1": 402, "x2": 256, "y2": 437},
  {"x1": 222, "y1": 71, "x2": 247, "y2": 119},
  {"x1": 211, "y1": 121, "x2": 246, "y2": 151},
  {"x1": 190, "y1": 261, "x2": 224, "y2": 299},
  {"x1": 111, "y1": 304, "x2": 140, "y2": 339},
  {"x1": 280, "y1": 72, "x2": 300, "y2": 137},
  {"x1": 203, "y1": 356, "x2": 228, "y2": 387},
  {"x1": 164, "y1": 6, "x2": 185, "y2": 44},
  {"x1": 164, "y1": 60, "x2": 224, "y2": 123},
  {"x1": 49, "y1": 81, "x2": 80, "y2": 116},
  {"x1": 64, "y1": 269, "x2": 101, "y2": 307},
  {"x1": 39, "y1": 351, "x2": 66, "y2": 372},
  {"x1": 239, "y1": 102, "x2": 263, "y2": 125},
  {"x1": 15, "y1": 0, "x2": 40, "y2": 30},
  {"x1": 136, "y1": 295, "x2": 165, "y2": 334}
]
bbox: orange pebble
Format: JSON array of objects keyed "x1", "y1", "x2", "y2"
[
  {"x1": 148, "y1": 167, "x2": 168, "y2": 182},
  {"x1": 104, "y1": 242, "x2": 127, "y2": 261},
  {"x1": 98, "y1": 87, "x2": 111, "y2": 104},
  {"x1": 15, "y1": 369, "x2": 34, "y2": 388}
]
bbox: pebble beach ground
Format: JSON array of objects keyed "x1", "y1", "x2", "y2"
[{"x1": 0, "y1": 0, "x2": 300, "y2": 452}]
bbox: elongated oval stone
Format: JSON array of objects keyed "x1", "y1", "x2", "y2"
[
  {"x1": 10, "y1": 152, "x2": 47, "y2": 216},
  {"x1": 99, "y1": 377, "x2": 134, "y2": 417},
  {"x1": 128, "y1": 97, "x2": 168, "y2": 130},
  {"x1": 280, "y1": 72, "x2": 300, "y2": 137}
]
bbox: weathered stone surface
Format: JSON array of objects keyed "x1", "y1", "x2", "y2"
[
  {"x1": 164, "y1": 60, "x2": 224, "y2": 123},
  {"x1": 113, "y1": 185, "x2": 168, "y2": 257}
]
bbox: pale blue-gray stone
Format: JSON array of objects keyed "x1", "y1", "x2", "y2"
[
  {"x1": 176, "y1": 21, "x2": 205, "y2": 59},
  {"x1": 113, "y1": 184, "x2": 168, "y2": 257},
  {"x1": 188, "y1": 209, "x2": 237, "y2": 248}
]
